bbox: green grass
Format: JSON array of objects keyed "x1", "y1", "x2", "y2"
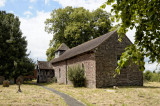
[
  {"x1": 0, "y1": 83, "x2": 67, "y2": 106},
  {"x1": 44, "y1": 82, "x2": 160, "y2": 106}
]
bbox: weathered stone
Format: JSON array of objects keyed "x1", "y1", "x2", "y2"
[
  {"x1": 53, "y1": 53, "x2": 96, "y2": 88},
  {"x1": 52, "y1": 32, "x2": 143, "y2": 88},
  {"x1": 95, "y1": 33, "x2": 143, "y2": 87},
  {"x1": 10, "y1": 78, "x2": 15, "y2": 85},
  {"x1": 3, "y1": 80, "x2": 9, "y2": 87},
  {"x1": 0, "y1": 76, "x2": 5, "y2": 84},
  {"x1": 16, "y1": 76, "x2": 24, "y2": 84},
  {"x1": 36, "y1": 61, "x2": 55, "y2": 83}
]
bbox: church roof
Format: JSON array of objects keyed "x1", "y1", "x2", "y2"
[
  {"x1": 55, "y1": 43, "x2": 70, "y2": 52},
  {"x1": 37, "y1": 61, "x2": 53, "y2": 70},
  {"x1": 51, "y1": 30, "x2": 117, "y2": 64}
]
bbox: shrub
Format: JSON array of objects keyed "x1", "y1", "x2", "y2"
[
  {"x1": 47, "y1": 77, "x2": 57, "y2": 83},
  {"x1": 52, "y1": 77, "x2": 57, "y2": 83},
  {"x1": 144, "y1": 70, "x2": 153, "y2": 81},
  {"x1": 3, "y1": 80, "x2": 10, "y2": 87},
  {"x1": 143, "y1": 70, "x2": 160, "y2": 82},
  {"x1": 151, "y1": 73, "x2": 160, "y2": 82},
  {"x1": 68, "y1": 65, "x2": 85, "y2": 87}
]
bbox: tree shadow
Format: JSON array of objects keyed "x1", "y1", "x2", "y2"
[
  {"x1": 23, "y1": 80, "x2": 58, "y2": 86},
  {"x1": 117, "y1": 85, "x2": 160, "y2": 89}
]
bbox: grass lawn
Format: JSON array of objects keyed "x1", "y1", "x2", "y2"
[
  {"x1": 0, "y1": 83, "x2": 67, "y2": 106},
  {"x1": 45, "y1": 82, "x2": 160, "y2": 106}
]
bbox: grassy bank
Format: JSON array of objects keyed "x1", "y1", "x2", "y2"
[
  {"x1": 45, "y1": 82, "x2": 160, "y2": 106},
  {"x1": 0, "y1": 83, "x2": 67, "y2": 106}
]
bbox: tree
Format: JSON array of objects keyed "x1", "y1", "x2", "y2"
[
  {"x1": 45, "y1": 6, "x2": 111, "y2": 61},
  {"x1": 0, "y1": 11, "x2": 34, "y2": 80},
  {"x1": 101, "y1": 0, "x2": 160, "y2": 73}
]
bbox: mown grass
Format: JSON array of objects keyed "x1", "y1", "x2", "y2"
[
  {"x1": 0, "y1": 83, "x2": 67, "y2": 106},
  {"x1": 45, "y1": 82, "x2": 160, "y2": 106}
]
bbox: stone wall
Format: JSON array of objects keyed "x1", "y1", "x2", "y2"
[
  {"x1": 95, "y1": 32, "x2": 143, "y2": 87},
  {"x1": 53, "y1": 61, "x2": 67, "y2": 84},
  {"x1": 67, "y1": 52, "x2": 96, "y2": 88},
  {"x1": 53, "y1": 52, "x2": 96, "y2": 88},
  {"x1": 38, "y1": 70, "x2": 55, "y2": 83}
]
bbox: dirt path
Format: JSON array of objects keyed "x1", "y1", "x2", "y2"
[{"x1": 39, "y1": 85, "x2": 85, "y2": 106}]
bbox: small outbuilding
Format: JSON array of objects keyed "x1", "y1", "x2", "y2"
[
  {"x1": 36, "y1": 61, "x2": 55, "y2": 83},
  {"x1": 50, "y1": 30, "x2": 143, "y2": 88}
]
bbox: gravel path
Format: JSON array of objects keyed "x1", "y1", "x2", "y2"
[{"x1": 39, "y1": 85, "x2": 85, "y2": 106}]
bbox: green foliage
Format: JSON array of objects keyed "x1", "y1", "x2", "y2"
[
  {"x1": 0, "y1": 11, "x2": 35, "y2": 79},
  {"x1": 68, "y1": 65, "x2": 85, "y2": 87},
  {"x1": 45, "y1": 6, "x2": 111, "y2": 61},
  {"x1": 14, "y1": 57, "x2": 35, "y2": 77},
  {"x1": 151, "y1": 73, "x2": 160, "y2": 82},
  {"x1": 143, "y1": 70, "x2": 153, "y2": 81},
  {"x1": 102, "y1": 0, "x2": 160, "y2": 73},
  {"x1": 143, "y1": 70, "x2": 160, "y2": 82},
  {"x1": 47, "y1": 77, "x2": 57, "y2": 83},
  {"x1": 109, "y1": 24, "x2": 120, "y2": 32}
]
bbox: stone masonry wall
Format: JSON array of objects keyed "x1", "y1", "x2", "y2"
[
  {"x1": 53, "y1": 61, "x2": 67, "y2": 84},
  {"x1": 95, "y1": 32, "x2": 143, "y2": 87},
  {"x1": 38, "y1": 70, "x2": 55, "y2": 83},
  {"x1": 67, "y1": 52, "x2": 96, "y2": 88},
  {"x1": 53, "y1": 52, "x2": 96, "y2": 88}
]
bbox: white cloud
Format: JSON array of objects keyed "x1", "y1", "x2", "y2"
[
  {"x1": 0, "y1": 0, "x2": 6, "y2": 7},
  {"x1": 53, "y1": 0, "x2": 111, "y2": 11},
  {"x1": 24, "y1": 11, "x2": 33, "y2": 18},
  {"x1": 126, "y1": 28, "x2": 136, "y2": 43},
  {"x1": 9, "y1": 10, "x2": 14, "y2": 14},
  {"x1": 45, "y1": 0, "x2": 50, "y2": 5},
  {"x1": 145, "y1": 62, "x2": 160, "y2": 72},
  {"x1": 30, "y1": 0, "x2": 37, "y2": 3},
  {"x1": 20, "y1": 11, "x2": 52, "y2": 61},
  {"x1": 29, "y1": 6, "x2": 33, "y2": 9}
]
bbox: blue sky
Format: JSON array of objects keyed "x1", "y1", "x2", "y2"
[
  {"x1": 0, "y1": 0, "x2": 61, "y2": 18},
  {"x1": 0, "y1": 0, "x2": 159, "y2": 71}
]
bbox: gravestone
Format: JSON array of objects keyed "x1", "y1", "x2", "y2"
[
  {"x1": 3, "y1": 80, "x2": 10, "y2": 87},
  {"x1": 16, "y1": 76, "x2": 24, "y2": 92},
  {"x1": 10, "y1": 78, "x2": 15, "y2": 85}
]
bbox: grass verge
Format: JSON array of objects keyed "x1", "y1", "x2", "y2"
[
  {"x1": 0, "y1": 83, "x2": 67, "y2": 106},
  {"x1": 44, "y1": 82, "x2": 160, "y2": 106}
]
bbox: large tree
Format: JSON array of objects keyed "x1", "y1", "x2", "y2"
[
  {"x1": 101, "y1": 0, "x2": 160, "y2": 73},
  {"x1": 0, "y1": 11, "x2": 34, "y2": 79},
  {"x1": 45, "y1": 6, "x2": 112, "y2": 61}
]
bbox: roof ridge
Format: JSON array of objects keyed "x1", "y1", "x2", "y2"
[
  {"x1": 68, "y1": 30, "x2": 116, "y2": 50},
  {"x1": 51, "y1": 30, "x2": 117, "y2": 64}
]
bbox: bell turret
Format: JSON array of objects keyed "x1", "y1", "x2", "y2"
[{"x1": 55, "y1": 43, "x2": 70, "y2": 58}]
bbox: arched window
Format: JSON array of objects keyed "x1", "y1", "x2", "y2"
[
  {"x1": 59, "y1": 68, "x2": 61, "y2": 78},
  {"x1": 82, "y1": 63, "x2": 84, "y2": 69}
]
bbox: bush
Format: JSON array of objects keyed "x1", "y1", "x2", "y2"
[
  {"x1": 143, "y1": 70, "x2": 160, "y2": 82},
  {"x1": 151, "y1": 73, "x2": 160, "y2": 82},
  {"x1": 144, "y1": 70, "x2": 153, "y2": 81},
  {"x1": 3, "y1": 80, "x2": 10, "y2": 87},
  {"x1": 68, "y1": 65, "x2": 85, "y2": 87},
  {"x1": 47, "y1": 77, "x2": 57, "y2": 83}
]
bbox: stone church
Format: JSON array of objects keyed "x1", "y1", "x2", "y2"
[{"x1": 50, "y1": 30, "x2": 143, "y2": 88}]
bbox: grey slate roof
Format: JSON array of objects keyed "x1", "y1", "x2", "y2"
[
  {"x1": 51, "y1": 30, "x2": 117, "y2": 64},
  {"x1": 55, "y1": 43, "x2": 70, "y2": 52},
  {"x1": 37, "y1": 61, "x2": 53, "y2": 70}
]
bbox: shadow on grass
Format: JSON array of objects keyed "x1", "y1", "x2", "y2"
[
  {"x1": 117, "y1": 85, "x2": 160, "y2": 89},
  {"x1": 23, "y1": 80, "x2": 58, "y2": 86}
]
